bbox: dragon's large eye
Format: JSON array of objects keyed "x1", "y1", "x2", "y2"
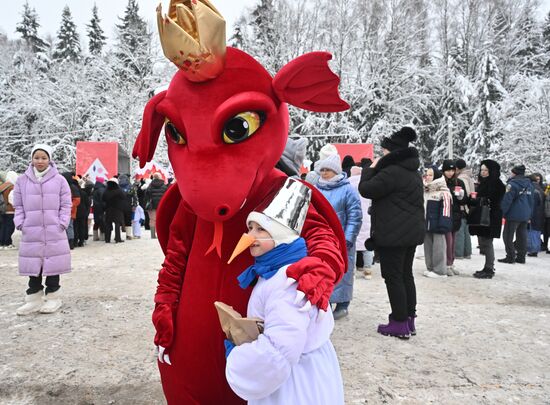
[
  {"x1": 222, "y1": 111, "x2": 265, "y2": 144},
  {"x1": 165, "y1": 120, "x2": 186, "y2": 145}
]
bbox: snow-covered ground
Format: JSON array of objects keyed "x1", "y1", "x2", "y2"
[{"x1": 0, "y1": 231, "x2": 549, "y2": 404}]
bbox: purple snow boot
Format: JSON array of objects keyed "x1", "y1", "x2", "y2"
[
  {"x1": 408, "y1": 315, "x2": 416, "y2": 336},
  {"x1": 377, "y1": 318, "x2": 411, "y2": 340}
]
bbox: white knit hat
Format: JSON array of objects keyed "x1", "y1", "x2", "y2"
[
  {"x1": 108, "y1": 177, "x2": 119, "y2": 184},
  {"x1": 319, "y1": 144, "x2": 338, "y2": 161},
  {"x1": 31, "y1": 144, "x2": 53, "y2": 160},
  {"x1": 315, "y1": 154, "x2": 342, "y2": 175},
  {"x1": 247, "y1": 212, "x2": 299, "y2": 247}
]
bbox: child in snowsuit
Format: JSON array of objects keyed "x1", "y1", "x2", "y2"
[
  {"x1": 224, "y1": 178, "x2": 344, "y2": 405},
  {"x1": 132, "y1": 204, "x2": 145, "y2": 239},
  {"x1": 14, "y1": 144, "x2": 72, "y2": 315}
]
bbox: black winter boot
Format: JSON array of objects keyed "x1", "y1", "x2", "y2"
[
  {"x1": 515, "y1": 256, "x2": 526, "y2": 264},
  {"x1": 474, "y1": 268, "x2": 494, "y2": 279},
  {"x1": 497, "y1": 256, "x2": 514, "y2": 264}
]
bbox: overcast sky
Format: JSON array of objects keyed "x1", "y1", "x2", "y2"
[
  {"x1": 0, "y1": 0, "x2": 258, "y2": 44},
  {"x1": 1, "y1": 0, "x2": 550, "y2": 46}
]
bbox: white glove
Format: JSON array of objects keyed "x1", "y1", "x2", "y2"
[
  {"x1": 455, "y1": 189, "x2": 464, "y2": 199},
  {"x1": 154, "y1": 345, "x2": 172, "y2": 365}
]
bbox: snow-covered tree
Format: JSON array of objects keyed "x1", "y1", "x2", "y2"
[
  {"x1": 463, "y1": 52, "x2": 506, "y2": 162},
  {"x1": 15, "y1": 1, "x2": 47, "y2": 54},
  {"x1": 53, "y1": 6, "x2": 81, "y2": 62},
  {"x1": 115, "y1": 0, "x2": 152, "y2": 85},
  {"x1": 87, "y1": 4, "x2": 106, "y2": 56}
]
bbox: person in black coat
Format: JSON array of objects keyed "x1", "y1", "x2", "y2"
[
  {"x1": 145, "y1": 173, "x2": 168, "y2": 239},
  {"x1": 102, "y1": 178, "x2": 126, "y2": 243},
  {"x1": 441, "y1": 160, "x2": 468, "y2": 275},
  {"x1": 341, "y1": 155, "x2": 355, "y2": 178},
  {"x1": 468, "y1": 159, "x2": 505, "y2": 279},
  {"x1": 75, "y1": 179, "x2": 92, "y2": 247},
  {"x1": 359, "y1": 126, "x2": 425, "y2": 339},
  {"x1": 92, "y1": 178, "x2": 106, "y2": 241}
]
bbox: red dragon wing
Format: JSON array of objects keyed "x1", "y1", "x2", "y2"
[
  {"x1": 272, "y1": 52, "x2": 350, "y2": 113},
  {"x1": 132, "y1": 91, "x2": 167, "y2": 168}
]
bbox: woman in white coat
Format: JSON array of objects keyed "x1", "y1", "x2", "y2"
[{"x1": 349, "y1": 166, "x2": 373, "y2": 278}]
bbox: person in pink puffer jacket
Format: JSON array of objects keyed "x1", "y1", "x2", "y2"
[{"x1": 13, "y1": 144, "x2": 72, "y2": 315}]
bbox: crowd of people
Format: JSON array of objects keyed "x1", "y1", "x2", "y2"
[
  {"x1": 2, "y1": 139, "x2": 550, "y2": 330},
  {"x1": 0, "y1": 144, "x2": 169, "y2": 315},
  {"x1": 295, "y1": 128, "x2": 550, "y2": 339}
]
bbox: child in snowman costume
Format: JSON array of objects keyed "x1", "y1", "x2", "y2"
[{"x1": 224, "y1": 178, "x2": 344, "y2": 405}]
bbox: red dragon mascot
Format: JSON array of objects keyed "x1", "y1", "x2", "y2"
[{"x1": 133, "y1": 1, "x2": 350, "y2": 403}]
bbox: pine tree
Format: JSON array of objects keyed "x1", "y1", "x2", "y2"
[
  {"x1": 53, "y1": 6, "x2": 81, "y2": 62},
  {"x1": 15, "y1": 1, "x2": 47, "y2": 53},
  {"x1": 115, "y1": 0, "x2": 152, "y2": 83},
  {"x1": 464, "y1": 52, "x2": 505, "y2": 161},
  {"x1": 540, "y1": 11, "x2": 550, "y2": 75},
  {"x1": 87, "y1": 3, "x2": 106, "y2": 56}
]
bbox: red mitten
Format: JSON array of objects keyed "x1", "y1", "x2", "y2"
[
  {"x1": 152, "y1": 303, "x2": 177, "y2": 348},
  {"x1": 286, "y1": 256, "x2": 337, "y2": 312}
]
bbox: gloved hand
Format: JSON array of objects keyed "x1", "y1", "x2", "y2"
[
  {"x1": 152, "y1": 303, "x2": 176, "y2": 365},
  {"x1": 286, "y1": 256, "x2": 336, "y2": 316},
  {"x1": 224, "y1": 339, "x2": 236, "y2": 358},
  {"x1": 455, "y1": 189, "x2": 465, "y2": 199}
]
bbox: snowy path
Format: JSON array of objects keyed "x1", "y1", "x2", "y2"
[{"x1": 0, "y1": 232, "x2": 549, "y2": 404}]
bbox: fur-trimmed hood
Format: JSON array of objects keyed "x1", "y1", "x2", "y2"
[{"x1": 375, "y1": 147, "x2": 420, "y2": 173}]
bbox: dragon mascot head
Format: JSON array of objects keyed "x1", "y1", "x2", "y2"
[{"x1": 133, "y1": 0, "x2": 348, "y2": 226}]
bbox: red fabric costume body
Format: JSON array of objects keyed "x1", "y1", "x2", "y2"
[{"x1": 134, "y1": 47, "x2": 349, "y2": 404}]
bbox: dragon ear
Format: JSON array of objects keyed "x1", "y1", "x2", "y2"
[
  {"x1": 272, "y1": 52, "x2": 350, "y2": 113},
  {"x1": 132, "y1": 91, "x2": 167, "y2": 168}
]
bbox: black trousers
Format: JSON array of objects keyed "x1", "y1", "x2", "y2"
[
  {"x1": 378, "y1": 245, "x2": 417, "y2": 322},
  {"x1": 74, "y1": 217, "x2": 88, "y2": 244},
  {"x1": 27, "y1": 274, "x2": 60, "y2": 295},
  {"x1": 105, "y1": 211, "x2": 123, "y2": 243}
]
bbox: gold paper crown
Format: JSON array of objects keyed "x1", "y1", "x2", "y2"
[{"x1": 157, "y1": 0, "x2": 226, "y2": 82}]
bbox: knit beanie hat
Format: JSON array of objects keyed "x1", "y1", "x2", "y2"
[
  {"x1": 31, "y1": 143, "x2": 53, "y2": 160},
  {"x1": 318, "y1": 144, "x2": 338, "y2": 161},
  {"x1": 108, "y1": 177, "x2": 119, "y2": 184},
  {"x1": 315, "y1": 154, "x2": 342, "y2": 175},
  {"x1": 0, "y1": 170, "x2": 6, "y2": 183},
  {"x1": 442, "y1": 159, "x2": 456, "y2": 172},
  {"x1": 511, "y1": 164, "x2": 526, "y2": 176},
  {"x1": 247, "y1": 212, "x2": 299, "y2": 247},
  {"x1": 455, "y1": 159, "x2": 467, "y2": 170},
  {"x1": 380, "y1": 126, "x2": 417, "y2": 152}
]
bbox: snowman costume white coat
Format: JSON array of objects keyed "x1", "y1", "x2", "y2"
[{"x1": 225, "y1": 265, "x2": 344, "y2": 404}]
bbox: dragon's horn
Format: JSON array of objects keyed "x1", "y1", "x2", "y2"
[{"x1": 157, "y1": 0, "x2": 226, "y2": 82}]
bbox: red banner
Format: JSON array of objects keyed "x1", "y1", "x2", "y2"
[
  {"x1": 76, "y1": 141, "x2": 118, "y2": 182},
  {"x1": 333, "y1": 143, "x2": 374, "y2": 162}
]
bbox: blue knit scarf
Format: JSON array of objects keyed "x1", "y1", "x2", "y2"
[{"x1": 237, "y1": 238, "x2": 308, "y2": 289}]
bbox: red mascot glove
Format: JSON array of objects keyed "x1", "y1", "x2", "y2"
[
  {"x1": 152, "y1": 303, "x2": 177, "y2": 349},
  {"x1": 286, "y1": 256, "x2": 336, "y2": 312}
]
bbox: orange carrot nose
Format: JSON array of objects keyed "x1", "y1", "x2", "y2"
[{"x1": 227, "y1": 234, "x2": 256, "y2": 264}]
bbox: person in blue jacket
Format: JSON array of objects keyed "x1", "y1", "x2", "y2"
[
  {"x1": 315, "y1": 154, "x2": 362, "y2": 320},
  {"x1": 498, "y1": 165, "x2": 534, "y2": 264}
]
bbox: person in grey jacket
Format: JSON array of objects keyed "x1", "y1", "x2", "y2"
[{"x1": 315, "y1": 154, "x2": 362, "y2": 320}]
